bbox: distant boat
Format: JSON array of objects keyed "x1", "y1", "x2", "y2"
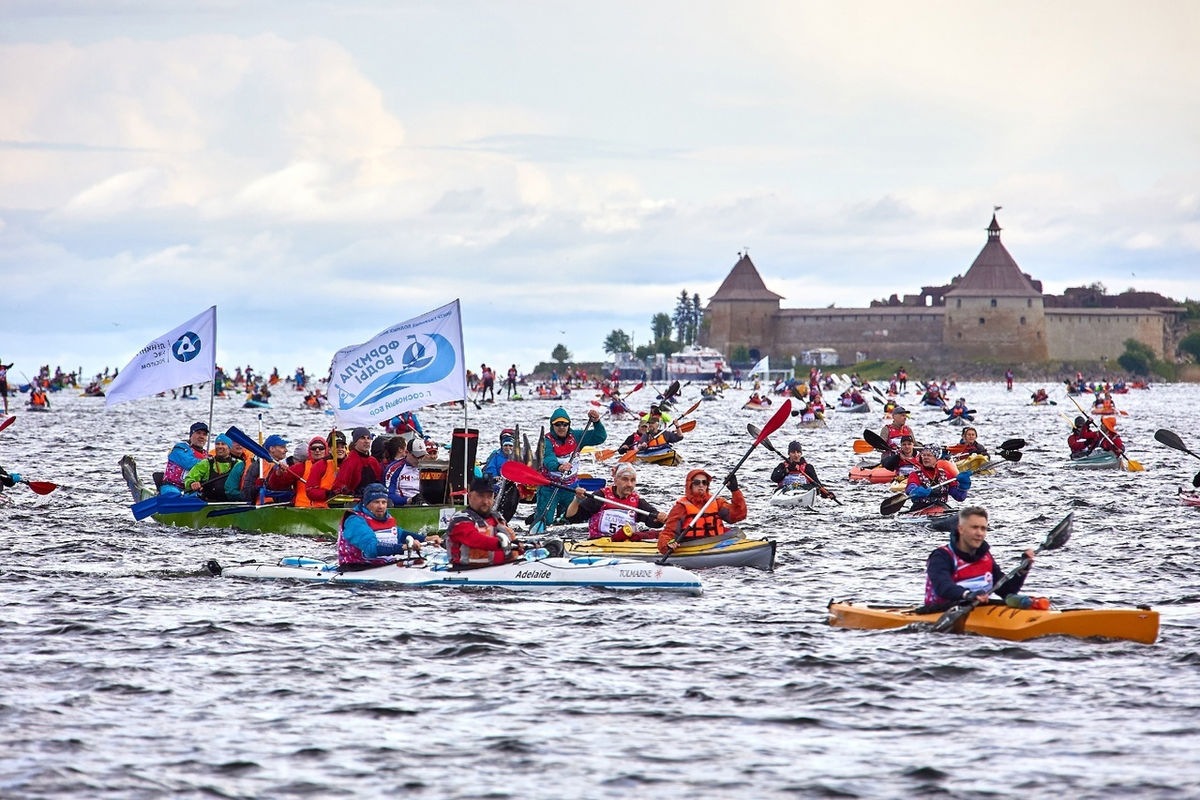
[{"x1": 667, "y1": 345, "x2": 727, "y2": 381}]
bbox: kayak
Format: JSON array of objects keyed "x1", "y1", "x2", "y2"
[
  {"x1": 895, "y1": 505, "x2": 958, "y2": 531},
  {"x1": 769, "y1": 485, "x2": 817, "y2": 508},
  {"x1": 636, "y1": 446, "x2": 681, "y2": 466},
  {"x1": 211, "y1": 553, "x2": 703, "y2": 594},
  {"x1": 796, "y1": 419, "x2": 824, "y2": 429},
  {"x1": 827, "y1": 601, "x2": 1159, "y2": 644},
  {"x1": 567, "y1": 531, "x2": 775, "y2": 571},
  {"x1": 849, "y1": 465, "x2": 896, "y2": 484},
  {"x1": 243, "y1": 400, "x2": 272, "y2": 409},
  {"x1": 1179, "y1": 491, "x2": 1200, "y2": 508},
  {"x1": 837, "y1": 403, "x2": 870, "y2": 414},
  {"x1": 1064, "y1": 451, "x2": 1122, "y2": 470},
  {"x1": 743, "y1": 401, "x2": 774, "y2": 411}
]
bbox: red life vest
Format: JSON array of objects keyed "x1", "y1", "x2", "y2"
[
  {"x1": 163, "y1": 443, "x2": 206, "y2": 489},
  {"x1": 925, "y1": 544, "x2": 995, "y2": 604},
  {"x1": 337, "y1": 508, "x2": 399, "y2": 566},
  {"x1": 446, "y1": 507, "x2": 507, "y2": 566},
  {"x1": 587, "y1": 488, "x2": 642, "y2": 539},
  {"x1": 541, "y1": 434, "x2": 579, "y2": 485},
  {"x1": 779, "y1": 461, "x2": 813, "y2": 487},
  {"x1": 884, "y1": 424, "x2": 913, "y2": 448}
]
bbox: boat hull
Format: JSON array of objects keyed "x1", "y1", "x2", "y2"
[
  {"x1": 636, "y1": 447, "x2": 682, "y2": 466},
  {"x1": 155, "y1": 503, "x2": 448, "y2": 538},
  {"x1": 566, "y1": 533, "x2": 775, "y2": 571},
  {"x1": 1064, "y1": 452, "x2": 1121, "y2": 470},
  {"x1": 769, "y1": 486, "x2": 817, "y2": 508},
  {"x1": 216, "y1": 555, "x2": 703, "y2": 594},
  {"x1": 827, "y1": 601, "x2": 1159, "y2": 644}
]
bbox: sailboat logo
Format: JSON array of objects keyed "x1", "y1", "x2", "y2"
[{"x1": 337, "y1": 333, "x2": 457, "y2": 410}]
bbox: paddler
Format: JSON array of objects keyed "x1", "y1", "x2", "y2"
[
  {"x1": 1031, "y1": 387, "x2": 1049, "y2": 404},
  {"x1": 481, "y1": 429, "x2": 517, "y2": 483},
  {"x1": 183, "y1": 433, "x2": 237, "y2": 501},
  {"x1": 266, "y1": 437, "x2": 328, "y2": 507},
  {"x1": 657, "y1": 469, "x2": 747, "y2": 555},
  {"x1": 945, "y1": 397, "x2": 972, "y2": 421},
  {"x1": 302, "y1": 431, "x2": 347, "y2": 507},
  {"x1": 446, "y1": 477, "x2": 522, "y2": 567},
  {"x1": 534, "y1": 407, "x2": 605, "y2": 526},
  {"x1": 635, "y1": 416, "x2": 683, "y2": 455},
  {"x1": 905, "y1": 445, "x2": 971, "y2": 511},
  {"x1": 567, "y1": 462, "x2": 666, "y2": 540},
  {"x1": 338, "y1": 483, "x2": 437, "y2": 568},
  {"x1": 0, "y1": 465, "x2": 21, "y2": 495},
  {"x1": 161, "y1": 422, "x2": 209, "y2": 496},
  {"x1": 332, "y1": 427, "x2": 384, "y2": 499},
  {"x1": 881, "y1": 435, "x2": 921, "y2": 475},
  {"x1": 925, "y1": 506, "x2": 1036, "y2": 606},
  {"x1": 0, "y1": 359, "x2": 11, "y2": 414},
  {"x1": 955, "y1": 427, "x2": 989, "y2": 457},
  {"x1": 770, "y1": 441, "x2": 836, "y2": 500},
  {"x1": 1067, "y1": 416, "x2": 1102, "y2": 459},
  {"x1": 382, "y1": 436, "x2": 430, "y2": 507},
  {"x1": 616, "y1": 420, "x2": 650, "y2": 455},
  {"x1": 880, "y1": 406, "x2": 915, "y2": 448}
]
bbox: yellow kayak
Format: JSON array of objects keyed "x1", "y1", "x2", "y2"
[
  {"x1": 827, "y1": 601, "x2": 1158, "y2": 644},
  {"x1": 567, "y1": 532, "x2": 775, "y2": 571}
]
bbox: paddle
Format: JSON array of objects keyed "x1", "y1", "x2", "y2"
[
  {"x1": 862, "y1": 429, "x2": 891, "y2": 453},
  {"x1": 530, "y1": 418, "x2": 592, "y2": 534},
  {"x1": 1065, "y1": 395, "x2": 1143, "y2": 471},
  {"x1": 656, "y1": 400, "x2": 792, "y2": 565},
  {"x1": 926, "y1": 410, "x2": 976, "y2": 425},
  {"x1": 131, "y1": 493, "x2": 208, "y2": 521},
  {"x1": 853, "y1": 439, "x2": 876, "y2": 454},
  {"x1": 1153, "y1": 429, "x2": 1200, "y2": 488},
  {"x1": 22, "y1": 480, "x2": 58, "y2": 495},
  {"x1": 931, "y1": 512, "x2": 1074, "y2": 633},
  {"x1": 748, "y1": 422, "x2": 841, "y2": 505},
  {"x1": 880, "y1": 460, "x2": 999, "y2": 516},
  {"x1": 0, "y1": 415, "x2": 14, "y2": 434},
  {"x1": 500, "y1": 461, "x2": 655, "y2": 519}
]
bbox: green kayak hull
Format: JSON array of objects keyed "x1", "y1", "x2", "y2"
[{"x1": 153, "y1": 503, "x2": 450, "y2": 539}]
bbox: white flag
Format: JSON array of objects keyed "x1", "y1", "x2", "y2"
[
  {"x1": 750, "y1": 355, "x2": 769, "y2": 376},
  {"x1": 106, "y1": 306, "x2": 216, "y2": 407},
  {"x1": 329, "y1": 300, "x2": 467, "y2": 427}
]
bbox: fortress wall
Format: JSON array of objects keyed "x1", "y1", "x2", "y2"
[
  {"x1": 772, "y1": 309, "x2": 945, "y2": 363},
  {"x1": 943, "y1": 296, "x2": 1048, "y2": 360},
  {"x1": 1045, "y1": 311, "x2": 1167, "y2": 360}
]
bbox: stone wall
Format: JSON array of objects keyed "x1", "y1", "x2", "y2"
[
  {"x1": 1045, "y1": 310, "x2": 1167, "y2": 360},
  {"x1": 771, "y1": 308, "x2": 946, "y2": 364},
  {"x1": 943, "y1": 295, "x2": 1048, "y2": 360}
]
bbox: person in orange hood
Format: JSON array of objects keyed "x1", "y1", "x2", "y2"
[{"x1": 657, "y1": 468, "x2": 747, "y2": 554}]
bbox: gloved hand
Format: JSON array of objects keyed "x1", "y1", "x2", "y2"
[
  {"x1": 495, "y1": 532, "x2": 511, "y2": 551},
  {"x1": 907, "y1": 485, "x2": 931, "y2": 499},
  {"x1": 956, "y1": 471, "x2": 972, "y2": 489},
  {"x1": 10, "y1": 473, "x2": 21, "y2": 484},
  {"x1": 725, "y1": 473, "x2": 739, "y2": 492}
]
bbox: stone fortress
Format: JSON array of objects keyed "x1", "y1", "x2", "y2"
[{"x1": 701, "y1": 214, "x2": 1187, "y2": 366}]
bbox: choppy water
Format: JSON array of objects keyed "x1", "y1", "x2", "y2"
[{"x1": 2, "y1": 381, "x2": 1199, "y2": 798}]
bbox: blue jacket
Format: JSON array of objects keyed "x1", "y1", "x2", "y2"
[
  {"x1": 482, "y1": 448, "x2": 511, "y2": 479},
  {"x1": 341, "y1": 505, "x2": 425, "y2": 557}
]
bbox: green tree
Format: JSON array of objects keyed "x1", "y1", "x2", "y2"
[
  {"x1": 673, "y1": 289, "x2": 693, "y2": 344},
  {"x1": 1179, "y1": 331, "x2": 1200, "y2": 361},
  {"x1": 551, "y1": 343, "x2": 572, "y2": 364},
  {"x1": 603, "y1": 329, "x2": 633, "y2": 355},
  {"x1": 655, "y1": 336, "x2": 682, "y2": 356},
  {"x1": 651, "y1": 312, "x2": 673, "y2": 341},
  {"x1": 634, "y1": 344, "x2": 657, "y2": 361},
  {"x1": 730, "y1": 345, "x2": 750, "y2": 363},
  {"x1": 1117, "y1": 338, "x2": 1154, "y2": 375}
]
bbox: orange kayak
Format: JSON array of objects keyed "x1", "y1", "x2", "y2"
[{"x1": 827, "y1": 601, "x2": 1158, "y2": 644}]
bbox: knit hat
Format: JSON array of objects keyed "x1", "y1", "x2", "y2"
[
  {"x1": 362, "y1": 483, "x2": 388, "y2": 505},
  {"x1": 293, "y1": 442, "x2": 309, "y2": 462},
  {"x1": 469, "y1": 477, "x2": 495, "y2": 494},
  {"x1": 788, "y1": 441, "x2": 802, "y2": 453},
  {"x1": 351, "y1": 426, "x2": 371, "y2": 443},
  {"x1": 214, "y1": 434, "x2": 232, "y2": 446}
]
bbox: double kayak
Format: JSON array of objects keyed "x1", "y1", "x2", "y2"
[
  {"x1": 743, "y1": 401, "x2": 774, "y2": 411},
  {"x1": 769, "y1": 485, "x2": 817, "y2": 508},
  {"x1": 837, "y1": 402, "x2": 870, "y2": 414},
  {"x1": 211, "y1": 553, "x2": 703, "y2": 594},
  {"x1": 566, "y1": 530, "x2": 775, "y2": 571},
  {"x1": 827, "y1": 601, "x2": 1159, "y2": 644},
  {"x1": 1064, "y1": 451, "x2": 1122, "y2": 470}
]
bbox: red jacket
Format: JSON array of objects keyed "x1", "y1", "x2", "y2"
[{"x1": 333, "y1": 450, "x2": 383, "y2": 497}]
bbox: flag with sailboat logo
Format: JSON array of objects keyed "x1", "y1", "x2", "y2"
[{"x1": 329, "y1": 300, "x2": 466, "y2": 426}]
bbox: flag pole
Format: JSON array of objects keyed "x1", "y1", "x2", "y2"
[{"x1": 207, "y1": 307, "x2": 217, "y2": 438}]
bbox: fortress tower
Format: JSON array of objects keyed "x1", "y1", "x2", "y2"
[
  {"x1": 942, "y1": 214, "x2": 1049, "y2": 361},
  {"x1": 702, "y1": 253, "x2": 782, "y2": 360}
]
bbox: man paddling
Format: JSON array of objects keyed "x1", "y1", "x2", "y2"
[
  {"x1": 183, "y1": 433, "x2": 237, "y2": 501},
  {"x1": 905, "y1": 446, "x2": 971, "y2": 511},
  {"x1": 161, "y1": 422, "x2": 209, "y2": 496},
  {"x1": 535, "y1": 407, "x2": 605, "y2": 527},
  {"x1": 567, "y1": 462, "x2": 666, "y2": 540},
  {"x1": 446, "y1": 477, "x2": 522, "y2": 567},
  {"x1": 333, "y1": 427, "x2": 384, "y2": 499},
  {"x1": 925, "y1": 507, "x2": 1036, "y2": 606},
  {"x1": 881, "y1": 406, "x2": 915, "y2": 449},
  {"x1": 771, "y1": 441, "x2": 835, "y2": 499},
  {"x1": 657, "y1": 469, "x2": 746, "y2": 555},
  {"x1": 338, "y1": 483, "x2": 437, "y2": 569}
]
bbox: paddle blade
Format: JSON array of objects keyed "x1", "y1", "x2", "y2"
[
  {"x1": 754, "y1": 400, "x2": 793, "y2": 445},
  {"x1": 862, "y1": 430, "x2": 891, "y2": 452},
  {"x1": 679, "y1": 400, "x2": 702, "y2": 419},
  {"x1": 500, "y1": 460, "x2": 549, "y2": 487},
  {"x1": 678, "y1": 420, "x2": 697, "y2": 433},
  {"x1": 1153, "y1": 429, "x2": 1192, "y2": 455},
  {"x1": 0, "y1": 415, "x2": 15, "y2": 434},
  {"x1": 999, "y1": 449, "x2": 1023, "y2": 463},
  {"x1": 619, "y1": 449, "x2": 639, "y2": 463},
  {"x1": 130, "y1": 496, "x2": 161, "y2": 521},
  {"x1": 24, "y1": 480, "x2": 57, "y2": 495},
  {"x1": 853, "y1": 439, "x2": 875, "y2": 454},
  {"x1": 1124, "y1": 457, "x2": 1145, "y2": 472},
  {"x1": 999, "y1": 438, "x2": 1027, "y2": 451},
  {"x1": 1193, "y1": 470, "x2": 1200, "y2": 488},
  {"x1": 1042, "y1": 512, "x2": 1073, "y2": 553},
  {"x1": 593, "y1": 448, "x2": 617, "y2": 462},
  {"x1": 225, "y1": 426, "x2": 272, "y2": 462},
  {"x1": 880, "y1": 492, "x2": 908, "y2": 517},
  {"x1": 932, "y1": 602, "x2": 976, "y2": 634}
]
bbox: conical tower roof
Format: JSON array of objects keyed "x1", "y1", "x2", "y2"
[
  {"x1": 944, "y1": 214, "x2": 1041, "y2": 298},
  {"x1": 709, "y1": 253, "x2": 784, "y2": 301}
]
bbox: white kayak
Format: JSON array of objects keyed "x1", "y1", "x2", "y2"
[
  {"x1": 209, "y1": 553, "x2": 703, "y2": 595},
  {"x1": 769, "y1": 485, "x2": 817, "y2": 508}
]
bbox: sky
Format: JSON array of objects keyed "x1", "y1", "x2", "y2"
[{"x1": 1, "y1": 0, "x2": 1198, "y2": 379}]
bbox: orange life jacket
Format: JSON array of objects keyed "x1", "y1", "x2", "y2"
[
  {"x1": 672, "y1": 497, "x2": 725, "y2": 541},
  {"x1": 293, "y1": 461, "x2": 316, "y2": 507}
]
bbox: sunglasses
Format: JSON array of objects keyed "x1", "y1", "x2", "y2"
[
  {"x1": 310, "y1": 445, "x2": 327, "y2": 452},
  {"x1": 552, "y1": 421, "x2": 569, "y2": 427},
  {"x1": 691, "y1": 479, "x2": 710, "y2": 486}
]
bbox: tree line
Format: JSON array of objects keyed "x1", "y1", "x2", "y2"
[{"x1": 602, "y1": 290, "x2": 703, "y2": 361}]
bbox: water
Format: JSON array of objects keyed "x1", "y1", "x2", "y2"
[{"x1": 2, "y1": 382, "x2": 1199, "y2": 798}]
